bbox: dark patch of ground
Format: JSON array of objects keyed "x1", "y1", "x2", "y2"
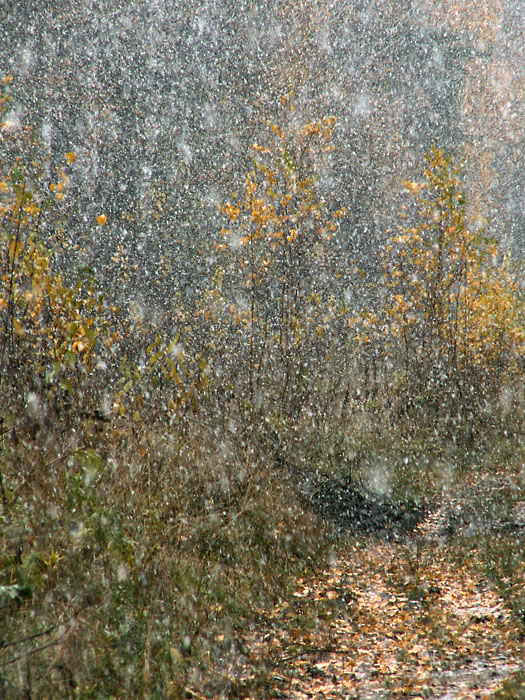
[
  {"x1": 289, "y1": 468, "x2": 430, "y2": 539},
  {"x1": 287, "y1": 466, "x2": 525, "y2": 541},
  {"x1": 311, "y1": 473, "x2": 428, "y2": 538}
]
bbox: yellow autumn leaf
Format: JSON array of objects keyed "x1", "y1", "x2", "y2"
[
  {"x1": 97, "y1": 214, "x2": 107, "y2": 226},
  {"x1": 65, "y1": 151, "x2": 77, "y2": 164},
  {"x1": 9, "y1": 237, "x2": 24, "y2": 262},
  {"x1": 13, "y1": 317, "x2": 25, "y2": 336},
  {"x1": 403, "y1": 180, "x2": 423, "y2": 194},
  {"x1": 56, "y1": 167, "x2": 68, "y2": 185},
  {"x1": 270, "y1": 123, "x2": 286, "y2": 139}
]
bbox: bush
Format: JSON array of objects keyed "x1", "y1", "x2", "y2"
[
  {"x1": 353, "y1": 148, "x2": 524, "y2": 437},
  {"x1": 201, "y1": 114, "x2": 348, "y2": 421}
]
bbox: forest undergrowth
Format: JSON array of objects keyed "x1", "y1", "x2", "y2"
[{"x1": 1, "y1": 89, "x2": 524, "y2": 698}]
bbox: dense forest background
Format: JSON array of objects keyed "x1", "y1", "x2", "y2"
[{"x1": 2, "y1": 0, "x2": 523, "y2": 306}]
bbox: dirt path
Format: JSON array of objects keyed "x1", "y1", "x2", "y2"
[{"x1": 239, "y1": 540, "x2": 523, "y2": 699}]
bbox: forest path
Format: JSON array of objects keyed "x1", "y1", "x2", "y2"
[{"x1": 238, "y1": 537, "x2": 523, "y2": 699}]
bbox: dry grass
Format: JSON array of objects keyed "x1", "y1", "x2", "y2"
[{"x1": 0, "y1": 399, "x2": 330, "y2": 699}]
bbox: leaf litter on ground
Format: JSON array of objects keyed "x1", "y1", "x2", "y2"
[
  {"x1": 232, "y1": 464, "x2": 525, "y2": 700},
  {"x1": 236, "y1": 534, "x2": 523, "y2": 700}
]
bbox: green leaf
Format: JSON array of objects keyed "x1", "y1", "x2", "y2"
[
  {"x1": 65, "y1": 350, "x2": 76, "y2": 369},
  {"x1": 59, "y1": 377, "x2": 73, "y2": 394},
  {"x1": 85, "y1": 326, "x2": 96, "y2": 344},
  {"x1": 0, "y1": 583, "x2": 32, "y2": 601}
]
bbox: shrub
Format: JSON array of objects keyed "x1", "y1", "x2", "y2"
[
  {"x1": 200, "y1": 114, "x2": 348, "y2": 427},
  {"x1": 355, "y1": 148, "x2": 524, "y2": 435}
]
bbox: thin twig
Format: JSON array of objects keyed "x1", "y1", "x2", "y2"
[
  {"x1": 275, "y1": 646, "x2": 352, "y2": 664},
  {"x1": 0, "y1": 623, "x2": 58, "y2": 651},
  {"x1": 0, "y1": 465, "x2": 9, "y2": 516},
  {"x1": 0, "y1": 640, "x2": 62, "y2": 669},
  {"x1": 0, "y1": 182, "x2": 25, "y2": 393},
  {"x1": 9, "y1": 446, "x2": 86, "y2": 507}
]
